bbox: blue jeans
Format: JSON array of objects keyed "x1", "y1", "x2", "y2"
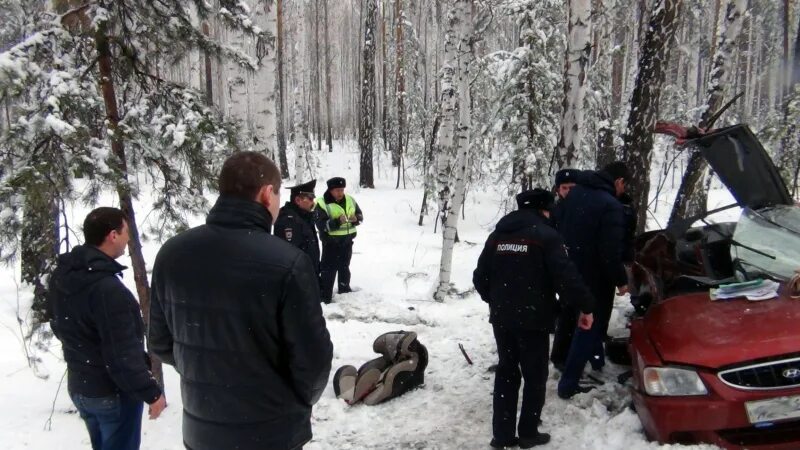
[{"x1": 70, "y1": 392, "x2": 143, "y2": 450}]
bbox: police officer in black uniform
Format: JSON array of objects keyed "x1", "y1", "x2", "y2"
[
  {"x1": 473, "y1": 188, "x2": 595, "y2": 449},
  {"x1": 549, "y1": 168, "x2": 581, "y2": 371},
  {"x1": 274, "y1": 180, "x2": 321, "y2": 275},
  {"x1": 315, "y1": 177, "x2": 363, "y2": 304}
]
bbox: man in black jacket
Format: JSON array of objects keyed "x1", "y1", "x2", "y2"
[
  {"x1": 549, "y1": 168, "x2": 581, "y2": 369},
  {"x1": 149, "y1": 152, "x2": 333, "y2": 450},
  {"x1": 274, "y1": 179, "x2": 321, "y2": 276},
  {"x1": 48, "y1": 207, "x2": 166, "y2": 450},
  {"x1": 473, "y1": 189, "x2": 595, "y2": 449},
  {"x1": 555, "y1": 163, "x2": 629, "y2": 399}
]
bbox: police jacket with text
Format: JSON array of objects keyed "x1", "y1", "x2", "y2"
[
  {"x1": 472, "y1": 209, "x2": 594, "y2": 331},
  {"x1": 47, "y1": 245, "x2": 161, "y2": 404},
  {"x1": 274, "y1": 201, "x2": 321, "y2": 274},
  {"x1": 149, "y1": 195, "x2": 333, "y2": 450}
]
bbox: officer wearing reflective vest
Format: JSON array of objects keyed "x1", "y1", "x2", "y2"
[{"x1": 315, "y1": 177, "x2": 363, "y2": 304}]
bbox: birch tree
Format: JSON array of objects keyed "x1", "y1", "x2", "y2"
[
  {"x1": 435, "y1": 0, "x2": 473, "y2": 302},
  {"x1": 669, "y1": 0, "x2": 747, "y2": 228},
  {"x1": 555, "y1": 0, "x2": 592, "y2": 168}
]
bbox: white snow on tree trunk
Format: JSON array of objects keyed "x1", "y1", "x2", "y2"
[
  {"x1": 292, "y1": 36, "x2": 313, "y2": 183},
  {"x1": 556, "y1": 0, "x2": 592, "y2": 168},
  {"x1": 250, "y1": 1, "x2": 278, "y2": 159},
  {"x1": 434, "y1": 0, "x2": 472, "y2": 302}
]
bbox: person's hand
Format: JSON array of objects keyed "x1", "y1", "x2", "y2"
[
  {"x1": 149, "y1": 394, "x2": 167, "y2": 420},
  {"x1": 617, "y1": 285, "x2": 629, "y2": 296},
  {"x1": 348, "y1": 215, "x2": 357, "y2": 223},
  {"x1": 577, "y1": 312, "x2": 594, "y2": 330},
  {"x1": 339, "y1": 215, "x2": 348, "y2": 224}
]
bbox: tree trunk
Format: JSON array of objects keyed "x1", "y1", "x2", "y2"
[
  {"x1": 555, "y1": 0, "x2": 592, "y2": 169},
  {"x1": 434, "y1": 0, "x2": 472, "y2": 302},
  {"x1": 252, "y1": 1, "x2": 278, "y2": 158},
  {"x1": 202, "y1": 22, "x2": 214, "y2": 106},
  {"x1": 393, "y1": 0, "x2": 405, "y2": 171},
  {"x1": 94, "y1": 20, "x2": 162, "y2": 388},
  {"x1": 359, "y1": 0, "x2": 377, "y2": 188},
  {"x1": 778, "y1": 12, "x2": 800, "y2": 197},
  {"x1": 623, "y1": 0, "x2": 683, "y2": 233},
  {"x1": 312, "y1": 1, "x2": 322, "y2": 152},
  {"x1": 275, "y1": 0, "x2": 290, "y2": 178},
  {"x1": 323, "y1": 0, "x2": 333, "y2": 152},
  {"x1": 668, "y1": 0, "x2": 747, "y2": 229}
]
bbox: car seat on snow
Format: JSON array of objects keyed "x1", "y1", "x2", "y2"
[{"x1": 332, "y1": 331, "x2": 428, "y2": 406}]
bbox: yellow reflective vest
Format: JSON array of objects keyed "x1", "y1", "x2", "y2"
[{"x1": 316, "y1": 194, "x2": 358, "y2": 236}]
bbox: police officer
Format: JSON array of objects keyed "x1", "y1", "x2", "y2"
[
  {"x1": 549, "y1": 168, "x2": 581, "y2": 371},
  {"x1": 315, "y1": 177, "x2": 363, "y2": 304},
  {"x1": 553, "y1": 168, "x2": 579, "y2": 201},
  {"x1": 274, "y1": 179, "x2": 320, "y2": 275},
  {"x1": 473, "y1": 188, "x2": 595, "y2": 449},
  {"x1": 556, "y1": 162, "x2": 629, "y2": 400}
]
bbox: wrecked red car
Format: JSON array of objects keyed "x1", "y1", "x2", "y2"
[{"x1": 620, "y1": 124, "x2": 800, "y2": 449}]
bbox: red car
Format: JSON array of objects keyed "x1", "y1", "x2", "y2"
[{"x1": 621, "y1": 125, "x2": 800, "y2": 449}]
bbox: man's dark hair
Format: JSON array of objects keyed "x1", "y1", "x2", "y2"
[
  {"x1": 83, "y1": 207, "x2": 127, "y2": 246},
  {"x1": 602, "y1": 161, "x2": 629, "y2": 181},
  {"x1": 219, "y1": 152, "x2": 282, "y2": 200}
]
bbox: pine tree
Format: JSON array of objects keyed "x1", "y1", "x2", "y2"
[
  {"x1": 0, "y1": 0, "x2": 269, "y2": 370},
  {"x1": 623, "y1": 0, "x2": 683, "y2": 232},
  {"x1": 359, "y1": 0, "x2": 378, "y2": 188}
]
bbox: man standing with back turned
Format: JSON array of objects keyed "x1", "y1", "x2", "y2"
[
  {"x1": 149, "y1": 152, "x2": 333, "y2": 450},
  {"x1": 473, "y1": 189, "x2": 595, "y2": 449}
]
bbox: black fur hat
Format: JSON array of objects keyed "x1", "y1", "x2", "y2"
[
  {"x1": 516, "y1": 188, "x2": 555, "y2": 211},
  {"x1": 326, "y1": 177, "x2": 346, "y2": 189}
]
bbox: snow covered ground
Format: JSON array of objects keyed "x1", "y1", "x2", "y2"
[{"x1": 0, "y1": 142, "x2": 722, "y2": 449}]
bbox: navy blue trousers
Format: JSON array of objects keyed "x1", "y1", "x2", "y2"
[
  {"x1": 319, "y1": 236, "x2": 354, "y2": 302},
  {"x1": 492, "y1": 325, "x2": 549, "y2": 442},
  {"x1": 70, "y1": 391, "x2": 143, "y2": 450}
]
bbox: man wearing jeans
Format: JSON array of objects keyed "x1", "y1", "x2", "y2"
[{"x1": 48, "y1": 207, "x2": 166, "y2": 450}]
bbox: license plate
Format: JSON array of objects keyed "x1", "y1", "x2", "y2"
[{"x1": 745, "y1": 395, "x2": 800, "y2": 424}]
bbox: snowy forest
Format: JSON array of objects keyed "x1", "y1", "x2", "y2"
[{"x1": 2, "y1": 0, "x2": 800, "y2": 449}]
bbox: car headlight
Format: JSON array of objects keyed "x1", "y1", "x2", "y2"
[{"x1": 643, "y1": 367, "x2": 708, "y2": 396}]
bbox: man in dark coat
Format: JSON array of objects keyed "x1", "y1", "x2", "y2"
[
  {"x1": 48, "y1": 207, "x2": 166, "y2": 450},
  {"x1": 315, "y1": 177, "x2": 363, "y2": 303},
  {"x1": 149, "y1": 152, "x2": 333, "y2": 450},
  {"x1": 549, "y1": 168, "x2": 580, "y2": 369},
  {"x1": 274, "y1": 179, "x2": 321, "y2": 275},
  {"x1": 555, "y1": 162, "x2": 629, "y2": 399},
  {"x1": 473, "y1": 189, "x2": 595, "y2": 449}
]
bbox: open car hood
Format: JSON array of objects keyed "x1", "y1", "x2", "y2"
[
  {"x1": 688, "y1": 125, "x2": 794, "y2": 210},
  {"x1": 644, "y1": 290, "x2": 800, "y2": 369}
]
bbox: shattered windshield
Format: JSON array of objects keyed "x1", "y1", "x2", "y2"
[{"x1": 731, "y1": 206, "x2": 800, "y2": 281}]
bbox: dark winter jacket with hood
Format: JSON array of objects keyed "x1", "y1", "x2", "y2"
[
  {"x1": 552, "y1": 170, "x2": 628, "y2": 292},
  {"x1": 47, "y1": 245, "x2": 161, "y2": 403},
  {"x1": 149, "y1": 195, "x2": 333, "y2": 450},
  {"x1": 472, "y1": 208, "x2": 594, "y2": 331},
  {"x1": 274, "y1": 201, "x2": 321, "y2": 274}
]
